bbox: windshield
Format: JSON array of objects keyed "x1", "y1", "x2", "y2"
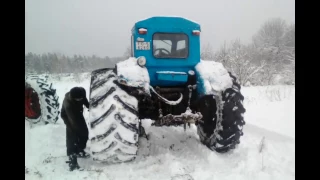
[{"x1": 153, "y1": 33, "x2": 188, "y2": 58}]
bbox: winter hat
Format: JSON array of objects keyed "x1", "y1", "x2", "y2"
[{"x1": 70, "y1": 87, "x2": 83, "y2": 100}]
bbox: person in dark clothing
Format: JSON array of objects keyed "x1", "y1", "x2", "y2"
[{"x1": 61, "y1": 87, "x2": 90, "y2": 171}]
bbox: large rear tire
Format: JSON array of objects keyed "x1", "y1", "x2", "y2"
[
  {"x1": 196, "y1": 72, "x2": 246, "y2": 153},
  {"x1": 25, "y1": 75, "x2": 60, "y2": 125},
  {"x1": 87, "y1": 68, "x2": 139, "y2": 164}
]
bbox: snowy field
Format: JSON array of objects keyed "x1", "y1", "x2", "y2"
[{"x1": 25, "y1": 73, "x2": 295, "y2": 180}]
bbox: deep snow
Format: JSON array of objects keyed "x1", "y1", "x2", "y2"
[{"x1": 25, "y1": 73, "x2": 295, "y2": 180}]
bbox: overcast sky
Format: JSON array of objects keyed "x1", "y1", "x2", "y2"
[{"x1": 25, "y1": 0, "x2": 295, "y2": 57}]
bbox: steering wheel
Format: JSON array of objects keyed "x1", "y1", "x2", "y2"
[{"x1": 154, "y1": 48, "x2": 170, "y2": 56}]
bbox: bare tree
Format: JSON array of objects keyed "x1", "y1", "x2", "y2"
[
  {"x1": 213, "y1": 41, "x2": 228, "y2": 64},
  {"x1": 283, "y1": 23, "x2": 295, "y2": 47},
  {"x1": 123, "y1": 46, "x2": 131, "y2": 59},
  {"x1": 251, "y1": 18, "x2": 295, "y2": 85},
  {"x1": 253, "y1": 18, "x2": 287, "y2": 48},
  {"x1": 214, "y1": 39, "x2": 266, "y2": 86},
  {"x1": 200, "y1": 43, "x2": 214, "y2": 60}
]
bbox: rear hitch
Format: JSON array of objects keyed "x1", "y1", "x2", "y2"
[
  {"x1": 152, "y1": 84, "x2": 203, "y2": 131},
  {"x1": 153, "y1": 107, "x2": 203, "y2": 131}
]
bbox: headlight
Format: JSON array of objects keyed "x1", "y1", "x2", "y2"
[
  {"x1": 188, "y1": 70, "x2": 195, "y2": 76},
  {"x1": 137, "y1": 56, "x2": 146, "y2": 67}
]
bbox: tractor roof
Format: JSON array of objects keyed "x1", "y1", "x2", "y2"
[{"x1": 133, "y1": 16, "x2": 201, "y2": 31}]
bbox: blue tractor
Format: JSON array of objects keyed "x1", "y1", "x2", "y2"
[{"x1": 87, "y1": 16, "x2": 246, "y2": 164}]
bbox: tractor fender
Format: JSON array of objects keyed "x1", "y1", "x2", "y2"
[
  {"x1": 195, "y1": 60, "x2": 233, "y2": 96},
  {"x1": 115, "y1": 57, "x2": 151, "y2": 94}
]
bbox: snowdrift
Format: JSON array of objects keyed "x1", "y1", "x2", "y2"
[{"x1": 25, "y1": 73, "x2": 295, "y2": 180}]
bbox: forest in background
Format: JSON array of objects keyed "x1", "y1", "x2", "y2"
[{"x1": 25, "y1": 18, "x2": 294, "y2": 86}]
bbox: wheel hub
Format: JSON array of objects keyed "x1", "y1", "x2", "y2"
[{"x1": 25, "y1": 87, "x2": 41, "y2": 119}]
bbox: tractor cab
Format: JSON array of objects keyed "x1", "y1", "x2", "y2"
[{"x1": 130, "y1": 16, "x2": 201, "y2": 87}]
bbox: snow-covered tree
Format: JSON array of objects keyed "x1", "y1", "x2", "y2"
[{"x1": 200, "y1": 43, "x2": 215, "y2": 60}]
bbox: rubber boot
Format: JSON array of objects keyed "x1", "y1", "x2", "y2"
[{"x1": 67, "y1": 154, "x2": 80, "y2": 171}]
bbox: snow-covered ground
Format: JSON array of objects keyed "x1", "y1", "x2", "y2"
[{"x1": 25, "y1": 73, "x2": 295, "y2": 180}]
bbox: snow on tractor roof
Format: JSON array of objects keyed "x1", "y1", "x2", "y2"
[
  {"x1": 138, "y1": 16, "x2": 199, "y2": 24},
  {"x1": 134, "y1": 16, "x2": 201, "y2": 30}
]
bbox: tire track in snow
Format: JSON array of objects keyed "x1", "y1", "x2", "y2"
[{"x1": 244, "y1": 123, "x2": 294, "y2": 142}]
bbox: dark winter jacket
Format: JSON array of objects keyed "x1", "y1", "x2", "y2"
[{"x1": 61, "y1": 88, "x2": 89, "y2": 134}]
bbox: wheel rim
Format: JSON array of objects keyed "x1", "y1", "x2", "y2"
[{"x1": 25, "y1": 87, "x2": 41, "y2": 119}]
